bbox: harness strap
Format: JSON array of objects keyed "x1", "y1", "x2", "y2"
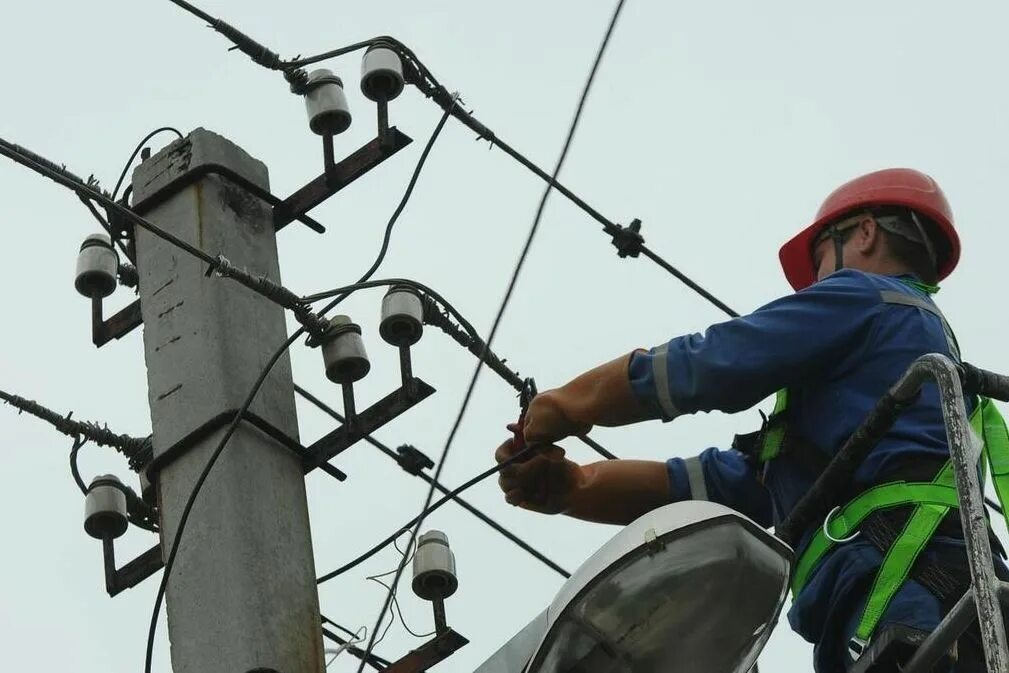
[
  {"x1": 879, "y1": 290, "x2": 961, "y2": 361},
  {"x1": 791, "y1": 479, "x2": 960, "y2": 594},
  {"x1": 854, "y1": 463, "x2": 955, "y2": 642},
  {"x1": 758, "y1": 389, "x2": 789, "y2": 462}
]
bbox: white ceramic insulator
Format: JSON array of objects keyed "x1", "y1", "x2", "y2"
[
  {"x1": 361, "y1": 46, "x2": 405, "y2": 102},
  {"x1": 75, "y1": 233, "x2": 119, "y2": 299},
  {"x1": 412, "y1": 530, "x2": 458, "y2": 600},
  {"x1": 322, "y1": 316, "x2": 370, "y2": 384},
  {"x1": 304, "y1": 69, "x2": 352, "y2": 136},
  {"x1": 380, "y1": 288, "x2": 424, "y2": 346},
  {"x1": 84, "y1": 474, "x2": 129, "y2": 539}
]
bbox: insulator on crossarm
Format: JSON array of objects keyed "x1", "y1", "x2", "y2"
[
  {"x1": 361, "y1": 45, "x2": 405, "y2": 102},
  {"x1": 380, "y1": 285, "x2": 424, "y2": 347},
  {"x1": 75, "y1": 233, "x2": 119, "y2": 299},
  {"x1": 321, "y1": 315, "x2": 370, "y2": 384},
  {"x1": 303, "y1": 69, "x2": 352, "y2": 136},
  {"x1": 84, "y1": 474, "x2": 128, "y2": 540}
]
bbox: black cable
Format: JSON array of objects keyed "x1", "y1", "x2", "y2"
[
  {"x1": 317, "y1": 444, "x2": 538, "y2": 583},
  {"x1": 112, "y1": 127, "x2": 184, "y2": 201},
  {"x1": 0, "y1": 137, "x2": 330, "y2": 337},
  {"x1": 160, "y1": 0, "x2": 739, "y2": 319},
  {"x1": 317, "y1": 99, "x2": 456, "y2": 312},
  {"x1": 304, "y1": 278, "x2": 478, "y2": 339},
  {"x1": 987, "y1": 497, "x2": 1004, "y2": 516},
  {"x1": 0, "y1": 137, "x2": 215, "y2": 266},
  {"x1": 166, "y1": 0, "x2": 214, "y2": 23},
  {"x1": 80, "y1": 195, "x2": 134, "y2": 264},
  {"x1": 307, "y1": 278, "x2": 617, "y2": 461},
  {"x1": 352, "y1": 4, "x2": 627, "y2": 669},
  {"x1": 143, "y1": 329, "x2": 301, "y2": 673},
  {"x1": 143, "y1": 91, "x2": 456, "y2": 673},
  {"x1": 70, "y1": 437, "x2": 88, "y2": 495},
  {"x1": 294, "y1": 383, "x2": 571, "y2": 578}
]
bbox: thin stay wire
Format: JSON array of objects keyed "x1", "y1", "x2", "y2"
[{"x1": 352, "y1": 2, "x2": 629, "y2": 670}]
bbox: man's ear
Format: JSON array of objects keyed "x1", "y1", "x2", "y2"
[{"x1": 854, "y1": 216, "x2": 881, "y2": 254}]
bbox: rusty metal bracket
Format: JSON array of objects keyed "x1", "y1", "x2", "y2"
[
  {"x1": 102, "y1": 539, "x2": 163, "y2": 597},
  {"x1": 92, "y1": 296, "x2": 143, "y2": 348},
  {"x1": 303, "y1": 378, "x2": 435, "y2": 473},
  {"x1": 130, "y1": 162, "x2": 327, "y2": 234},
  {"x1": 382, "y1": 629, "x2": 468, "y2": 673},
  {"x1": 148, "y1": 408, "x2": 347, "y2": 483},
  {"x1": 273, "y1": 128, "x2": 413, "y2": 230}
]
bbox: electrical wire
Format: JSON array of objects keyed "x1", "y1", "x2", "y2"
[
  {"x1": 351, "y1": 6, "x2": 628, "y2": 669},
  {"x1": 317, "y1": 444, "x2": 537, "y2": 583},
  {"x1": 161, "y1": 0, "x2": 740, "y2": 319},
  {"x1": 0, "y1": 137, "x2": 331, "y2": 337},
  {"x1": 306, "y1": 278, "x2": 616, "y2": 461},
  {"x1": 142, "y1": 97, "x2": 457, "y2": 673},
  {"x1": 317, "y1": 97, "x2": 457, "y2": 311},
  {"x1": 294, "y1": 383, "x2": 572, "y2": 578},
  {"x1": 112, "y1": 127, "x2": 184, "y2": 201},
  {"x1": 321, "y1": 615, "x2": 391, "y2": 670},
  {"x1": 69, "y1": 437, "x2": 88, "y2": 495},
  {"x1": 365, "y1": 536, "x2": 436, "y2": 639},
  {"x1": 368, "y1": 576, "x2": 435, "y2": 640}
]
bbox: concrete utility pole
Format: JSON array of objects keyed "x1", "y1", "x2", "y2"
[{"x1": 133, "y1": 129, "x2": 323, "y2": 673}]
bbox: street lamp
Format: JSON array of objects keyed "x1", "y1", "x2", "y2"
[{"x1": 477, "y1": 501, "x2": 792, "y2": 673}]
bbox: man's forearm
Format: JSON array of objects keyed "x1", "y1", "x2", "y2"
[
  {"x1": 566, "y1": 459, "x2": 671, "y2": 525},
  {"x1": 552, "y1": 351, "x2": 652, "y2": 428}
]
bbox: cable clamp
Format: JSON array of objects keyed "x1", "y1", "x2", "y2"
[
  {"x1": 396, "y1": 444, "x2": 435, "y2": 476},
  {"x1": 610, "y1": 218, "x2": 644, "y2": 258}
]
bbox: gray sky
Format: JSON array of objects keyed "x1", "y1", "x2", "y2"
[{"x1": 2, "y1": 1, "x2": 1008, "y2": 671}]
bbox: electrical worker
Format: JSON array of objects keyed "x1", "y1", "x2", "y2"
[{"x1": 495, "y1": 168, "x2": 1009, "y2": 673}]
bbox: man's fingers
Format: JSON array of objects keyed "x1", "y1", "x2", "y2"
[
  {"x1": 495, "y1": 436, "x2": 517, "y2": 464},
  {"x1": 504, "y1": 488, "x2": 525, "y2": 506}
]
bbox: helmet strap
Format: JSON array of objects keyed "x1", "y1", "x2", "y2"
[
  {"x1": 831, "y1": 227, "x2": 846, "y2": 273},
  {"x1": 909, "y1": 211, "x2": 939, "y2": 269}
]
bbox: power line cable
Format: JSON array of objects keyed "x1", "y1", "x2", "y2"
[
  {"x1": 351, "y1": 5, "x2": 627, "y2": 669},
  {"x1": 141, "y1": 103, "x2": 457, "y2": 673},
  {"x1": 294, "y1": 383, "x2": 571, "y2": 578},
  {"x1": 317, "y1": 443, "x2": 538, "y2": 583},
  {"x1": 160, "y1": 0, "x2": 740, "y2": 318},
  {"x1": 112, "y1": 127, "x2": 184, "y2": 201},
  {"x1": 0, "y1": 136, "x2": 332, "y2": 336},
  {"x1": 313, "y1": 98, "x2": 456, "y2": 312},
  {"x1": 304, "y1": 278, "x2": 616, "y2": 460},
  {"x1": 0, "y1": 388, "x2": 151, "y2": 471}
]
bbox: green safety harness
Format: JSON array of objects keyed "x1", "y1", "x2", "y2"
[{"x1": 742, "y1": 282, "x2": 1009, "y2": 658}]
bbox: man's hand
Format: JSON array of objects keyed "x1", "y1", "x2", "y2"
[
  {"x1": 495, "y1": 427, "x2": 583, "y2": 515},
  {"x1": 522, "y1": 390, "x2": 593, "y2": 444}
]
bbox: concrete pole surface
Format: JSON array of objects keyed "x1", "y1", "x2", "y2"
[{"x1": 133, "y1": 128, "x2": 323, "y2": 673}]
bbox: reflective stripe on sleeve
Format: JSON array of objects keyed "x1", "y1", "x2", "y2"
[
  {"x1": 684, "y1": 456, "x2": 709, "y2": 501},
  {"x1": 651, "y1": 347, "x2": 682, "y2": 420}
]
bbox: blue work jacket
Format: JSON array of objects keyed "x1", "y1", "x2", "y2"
[{"x1": 628, "y1": 269, "x2": 992, "y2": 673}]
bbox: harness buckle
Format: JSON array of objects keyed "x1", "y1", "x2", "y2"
[
  {"x1": 848, "y1": 636, "x2": 869, "y2": 662},
  {"x1": 823, "y1": 505, "x2": 861, "y2": 544}
]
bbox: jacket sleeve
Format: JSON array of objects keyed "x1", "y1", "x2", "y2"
[
  {"x1": 668, "y1": 447, "x2": 772, "y2": 527},
  {"x1": 628, "y1": 269, "x2": 883, "y2": 420}
]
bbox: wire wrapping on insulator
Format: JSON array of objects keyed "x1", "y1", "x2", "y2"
[{"x1": 284, "y1": 68, "x2": 310, "y2": 95}]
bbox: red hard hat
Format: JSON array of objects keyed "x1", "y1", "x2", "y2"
[{"x1": 778, "y1": 168, "x2": 960, "y2": 291}]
